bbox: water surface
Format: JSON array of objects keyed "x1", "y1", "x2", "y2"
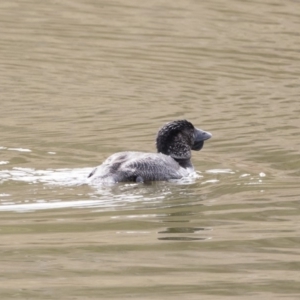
[{"x1": 1, "y1": 0, "x2": 300, "y2": 299}]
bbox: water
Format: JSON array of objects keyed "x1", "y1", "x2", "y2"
[{"x1": 1, "y1": 0, "x2": 300, "y2": 299}]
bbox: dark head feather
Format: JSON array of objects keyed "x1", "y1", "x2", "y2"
[{"x1": 156, "y1": 120, "x2": 195, "y2": 160}]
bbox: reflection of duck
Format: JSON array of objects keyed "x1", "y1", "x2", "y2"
[{"x1": 88, "y1": 120, "x2": 212, "y2": 184}]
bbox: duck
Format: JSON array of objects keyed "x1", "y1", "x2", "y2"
[{"x1": 88, "y1": 120, "x2": 212, "y2": 184}]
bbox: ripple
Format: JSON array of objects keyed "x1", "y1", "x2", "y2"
[
  {"x1": 0, "y1": 167, "x2": 91, "y2": 186},
  {"x1": 206, "y1": 169, "x2": 235, "y2": 174},
  {"x1": 7, "y1": 148, "x2": 32, "y2": 152}
]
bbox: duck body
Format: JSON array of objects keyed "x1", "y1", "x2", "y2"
[
  {"x1": 88, "y1": 151, "x2": 192, "y2": 184},
  {"x1": 88, "y1": 120, "x2": 212, "y2": 184}
]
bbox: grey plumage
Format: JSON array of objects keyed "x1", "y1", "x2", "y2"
[{"x1": 88, "y1": 120, "x2": 212, "y2": 184}]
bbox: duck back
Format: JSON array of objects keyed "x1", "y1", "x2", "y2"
[{"x1": 88, "y1": 151, "x2": 192, "y2": 184}]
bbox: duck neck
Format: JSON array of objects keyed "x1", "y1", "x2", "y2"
[{"x1": 173, "y1": 158, "x2": 193, "y2": 170}]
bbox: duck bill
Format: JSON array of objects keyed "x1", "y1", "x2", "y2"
[{"x1": 192, "y1": 128, "x2": 212, "y2": 151}]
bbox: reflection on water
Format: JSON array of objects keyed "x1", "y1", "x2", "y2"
[
  {"x1": 0, "y1": 166, "x2": 266, "y2": 213},
  {"x1": 1, "y1": 0, "x2": 300, "y2": 299}
]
